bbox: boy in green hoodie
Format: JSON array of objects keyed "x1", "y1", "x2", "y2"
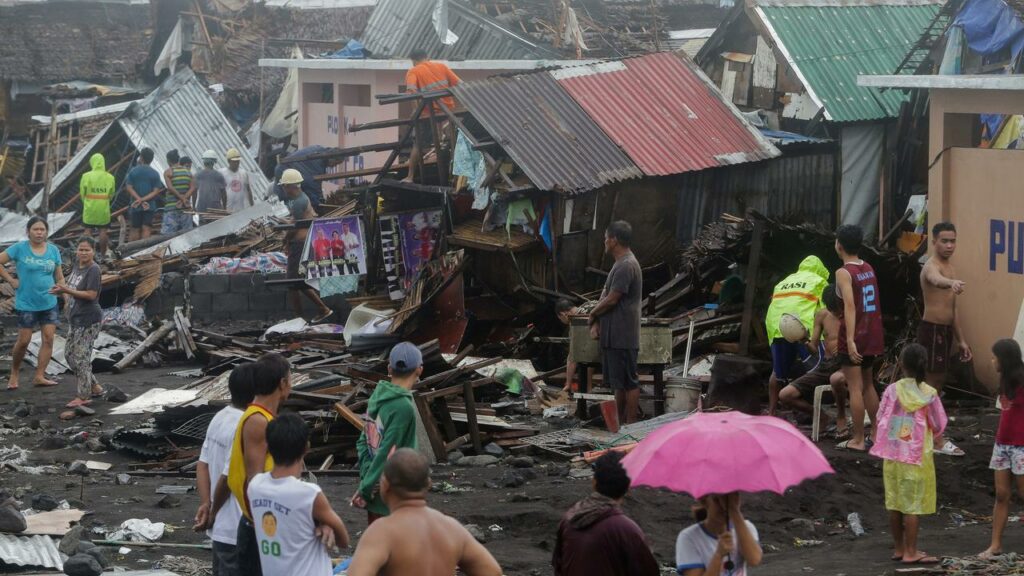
[
  {"x1": 352, "y1": 341, "x2": 421, "y2": 524},
  {"x1": 79, "y1": 153, "x2": 115, "y2": 254}
]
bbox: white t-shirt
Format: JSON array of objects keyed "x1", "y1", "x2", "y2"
[
  {"x1": 248, "y1": 473, "x2": 331, "y2": 576},
  {"x1": 221, "y1": 168, "x2": 252, "y2": 212},
  {"x1": 676, "y1": 521, "x2": 759, "y2": 576},
  {"x1": 198, "y1": 406, "x2": 244, "y2": 545}
]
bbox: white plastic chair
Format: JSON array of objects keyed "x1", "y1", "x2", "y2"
[{"x1": 811, "y1": 385, "x2": 870, "y2": 442}]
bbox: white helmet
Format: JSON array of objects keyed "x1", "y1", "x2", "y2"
[
  {"x1": 779, "y1": 313, "x2": 808, "y2": 343},
  {"x1": 201, "y1": 149, "x2": 217, "y2": 161},
  {"x1": 279, "y1": 168, "x2": 303, "y2": 185}
]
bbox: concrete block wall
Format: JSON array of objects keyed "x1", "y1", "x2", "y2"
[{"x1": 145, "y1": 273, "x2": 350, "y2": 323}]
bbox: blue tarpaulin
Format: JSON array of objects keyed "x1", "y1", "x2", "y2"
[
  {"x1": 954, "y1": 0, "x2": 1024, "y2": 58},
  {"x1": 323, "y1": 39, "x2": 366, "y2": 59}
]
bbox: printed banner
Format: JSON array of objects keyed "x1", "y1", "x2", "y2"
[
  {"x1": 302, "y1": 216, "x2": 367, "y2": 281},
  {"x1": 379, "y1": 209, "x2": 442, "y2": 300}
]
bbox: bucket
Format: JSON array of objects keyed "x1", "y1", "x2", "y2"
[
  {"x1": 665, "y1": 377, "x2": 702, "y2": 413},
  {"x1": 600, "y1": 400, "x2": 620, "y2": 433}
]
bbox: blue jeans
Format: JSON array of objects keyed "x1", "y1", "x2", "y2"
[
  {"x1": 161, "y1": 209, "x2": 194, "y2": 236},
  {"x1": 17, "y1": 306, "x2": 60, "y2": 329}
]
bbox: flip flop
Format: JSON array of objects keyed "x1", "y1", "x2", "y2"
[
  {"x1": 978, "y1": 551, "x2": 1002, "y2": 560},
  {"x1": 311, "y1": 310, "x2": 333, "y2": 324},
  {"x1": 935, "y1": 440, "x2": 965, "y2": 457},
  {"x1": 835, "y1": 440, "x2": 868, "y2": 452},
  {"x1": 902, "y1": 554, "x2": 940, "y2": 565},
  {"x1": 891, "y1": 554, "x2": 903, "y2": 562},
  {"x1": 5, "y1": 385, "x2": 16, "y2": 391},
  {"x1": 65, "y1": 398, "x2": 92, "y2": 408},
  {"x1": 32, "y1": 380, "x2": 58, "y2": 387}
]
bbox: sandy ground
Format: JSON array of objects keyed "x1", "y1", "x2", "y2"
[{"x1": 0, "y1": 362, "x2": 1016, "y2": 575}]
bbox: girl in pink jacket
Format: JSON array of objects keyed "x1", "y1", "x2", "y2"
[{"x1": 870, "y1": 343, "x2": 947, "y2": 565}]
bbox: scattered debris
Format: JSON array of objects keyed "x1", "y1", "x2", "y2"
[{"x1": 106, "y1": 518, "x2": 166, "y2": 543}]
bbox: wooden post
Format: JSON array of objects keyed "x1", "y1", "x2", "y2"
[
  {"x1": 435, "y1": 398, "x2": 458, "y2": 440},
  {"x1": 652, "y1": 363, "x2": 665, "y2": 416},
  {"x1": 463, "y1": 380, "x2": 483, "y2": 453},
  {"x1": 738, "y1": 220, "x2": 765, "y2": 355},
  {"x1": 39, "y1": 99, "x2": 58, "y2": 217},
  {"x1": 415, "y1": 396, "x2": 448, "y2": 462},
  {"x1": 576, "y1": 363, "x2": 590, "y2": 419}
]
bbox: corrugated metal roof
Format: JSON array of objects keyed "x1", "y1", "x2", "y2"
[
  {"x1": 452, "y1": 73, "x2": 642, "y2": 194},
  {"x1": 361, "y1": 0, "x2": 556, "y2": 60},
  {"x1": 31, "y1": 67, "x2": 269, "y2": 212},
  {"x1": 0, "y1": 533, "x2": 63, "y2": 570},
  {"x1": 553, "y1": 52, "x2": 779, "y2": 176},
  {"x1": 755, "y1": 0, "x2": 942, "y2": 122},
  {"x1": 119, "y1": 67, "x2": 268, "y2": 189}
]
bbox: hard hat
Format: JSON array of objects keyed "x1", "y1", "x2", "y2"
[
  {"x1": 225, "y1": 148, "x2": 241, "y2": 160},
  {"x1": 779, "y1": 313, "x2": 808, "y2": 343},
  {"x1": 201, "y1": 149, "x2": 217, "y2": 161},
  {"x1": 279, "y1": 168, "x2": 303, "y2": 185}
]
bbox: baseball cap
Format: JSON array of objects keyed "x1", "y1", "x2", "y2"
[{"x1": 389, "y1": 342, "x2": 423, "y2": 374}]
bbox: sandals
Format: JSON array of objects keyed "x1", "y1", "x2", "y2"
[
  {"x1": 901, "y1": 553, "x2": 940, "y2": 565},
  {"x1": 311, "y1": 310, "x2": 333, "y2": 324},
  {"x1": 935, "y1": 440, "x2": 965, "y2": 457},
  {"x1": 836, "y1": 438, "x2": 873, "y2": 452}
]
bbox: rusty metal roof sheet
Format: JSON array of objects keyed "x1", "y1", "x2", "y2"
[
  {"x1": 552, "y1": 52, "x2": 779, "y2": 176},
  {"x1": 452, "y1": 72, "x2": 642, "y2": 194}
]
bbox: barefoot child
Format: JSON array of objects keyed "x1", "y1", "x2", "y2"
[
  {"x1": 980, "y1": 339, "x2": 1024, "y2": 559},
  {"x1": 870, "y1": 343, "x2": 947, "y2": 565}
]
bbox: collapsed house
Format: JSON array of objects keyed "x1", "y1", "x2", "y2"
[
  {"x1": 696, "y1": 0, "x2": 944, "y2": 238},
  {"x1": 25, "y1": 67, "x2": 269, "y2": 222}
]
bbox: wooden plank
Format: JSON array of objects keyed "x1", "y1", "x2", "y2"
[
  {"x1": 448, "y1": 412, "x2": 514, "y2": 429},
  {"x1": 332, "y1": 402, "x2": 364, "y2": 431},
  {"x1": 415, "y1": 396, "x2": 447, "y2": 462},
  {"x1": 739, "y1": 220, "x2": 765, "y2": 355},
  {"x1": 463, "y1": 379, "x2": 483, "y2": 453},
  {"x1": 435, "y1": 398, "x2": 458, "y2": 440}
]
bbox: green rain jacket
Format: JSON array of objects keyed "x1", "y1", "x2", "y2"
[
  {"x1": 765, "y1": 255, "x2": 830, "y2": 342},
  {"x1": 355, "y1": 380, "x2": 418, "y2": 516},
  {"x1": 79, "y1": 153, "x2": 115, "y2": 226}
]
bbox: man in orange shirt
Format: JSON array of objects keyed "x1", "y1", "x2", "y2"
[{"x1": 404, "y1": 49, "x2": 460, "y2": 183}]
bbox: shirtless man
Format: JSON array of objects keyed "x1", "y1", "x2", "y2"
[
  {"x1": 347, "y1": 449, "x2": 502, "y2": 576},
  {"x1": 919, "y1": 221, "x2": 971, "y2": 457},
  {"x1": 780, "y1": 286, "x2": 848, "y2": 432}
]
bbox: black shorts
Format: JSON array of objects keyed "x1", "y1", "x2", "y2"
[
  {"x1": 602, "y1": 348, "x2": 639, "y2": 391},
  {"x1": 129, "y1": 207, "x2": 155, "y2": 229},
  {"x1": 837, "y1": 354, "x2": 877, "y2": 367},
  {"x1": 415, "y1": 118, "x2": 435, "y2": 147},
  {"x1": 287, "y1": 240, "x2": 305, "y2": 290},
  {"x1": 789, "y1": 357, "x2": 842, "y2": 399}
]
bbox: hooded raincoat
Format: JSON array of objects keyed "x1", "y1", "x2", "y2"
[
  {"x1": 79, "y1": 153, "x2": 115, "y2": 226},
  {"x1": 871, "y1": 378, "x2": 948, "y2": 515},
  {"x1": 765, "y1": 256, "x2": 830, "y2": 341},
  {"x1": 355, "y1": 379, "x2": 418, "y2": 516}
]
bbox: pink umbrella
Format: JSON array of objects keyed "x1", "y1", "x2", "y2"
[{"x1": 621, "y1": 410, "x2": 834, "y2": 498}]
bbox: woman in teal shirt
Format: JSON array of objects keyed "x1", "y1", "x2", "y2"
[{"x1": 0, "y1": 216, "x2": 65, "y2": 390}]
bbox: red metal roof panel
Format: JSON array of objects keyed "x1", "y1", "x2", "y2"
[{"x1": 552, "y1": 52, "x2": 779, "y2": 176}]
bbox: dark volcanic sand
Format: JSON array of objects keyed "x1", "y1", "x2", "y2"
[{"x1": 0, "y1": 364, "x2": 1016, "y2": 575}]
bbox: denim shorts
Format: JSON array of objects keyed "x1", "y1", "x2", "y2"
[{"x1": 17, "y1": 306, "x2": 60, "y2": 329}]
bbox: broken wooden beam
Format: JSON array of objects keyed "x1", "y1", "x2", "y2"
[{"x1": 112, "y1": 321, "x2": 175, "y2": 373}]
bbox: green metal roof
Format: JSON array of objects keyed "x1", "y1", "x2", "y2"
[{"x1": 756, "y1": 0, "x2": 942, "y2": 122}]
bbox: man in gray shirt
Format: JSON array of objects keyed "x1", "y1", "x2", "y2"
[
  {"x1": 195, "y1": 151, "x2": 227, "y2": 213},
  {"x1": 589, "y1": 221, "x2": 642, "y2": 424}
]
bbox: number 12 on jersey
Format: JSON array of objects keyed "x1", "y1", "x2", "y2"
[{"x1": 862, "y1": 285, "x2": 877, "y2": 313}]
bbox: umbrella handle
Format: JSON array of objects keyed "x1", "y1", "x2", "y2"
[{"x1": 724, "y1": 555, "x2": 735, "y2": 571}]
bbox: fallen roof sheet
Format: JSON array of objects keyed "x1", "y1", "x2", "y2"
[
  {"x1": 130, "y1": 200, "x2": 288, "y2": 259},
  {"x1": 31, "y1": 100, "x2": 137, "y2": 125},
  {"x1": 0, "y1": 209, "x2": 75, "y2": 246},
  {"x1": 452, "y1": 72, "x2": 642, "y2": 194},
  {"x1": 552, "y1": 52, "x2": 779, "y2": 176},
  {"x1": 29, "y1": 67, "x2": 269, "y2": 212},
  {"x1": 755, "y1": 0, "x2": 942, "y2": 122},
  {"x1": 759, "y1": 128, "x2": 831, "y2": 146},
  {"x1": 0, "y1": 533, "x2": 63, "y2": 571},
  {"x1": 361, "y1": 0, "x2": 556, "y2": 60}
]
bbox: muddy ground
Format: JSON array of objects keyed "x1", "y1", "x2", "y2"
[{"x1": 0, "y1": 360, "x2": 1017, "y2": 576}]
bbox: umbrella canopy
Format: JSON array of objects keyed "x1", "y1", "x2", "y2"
[{"x1": 622, "y1": 410, "x2": 834, "y2": 498}]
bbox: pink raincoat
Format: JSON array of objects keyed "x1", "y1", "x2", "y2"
[{"x1": 870, "y1": 378, "x2": 948, "y2": 465}]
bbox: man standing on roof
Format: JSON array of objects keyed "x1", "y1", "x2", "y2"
[
  {"x1": 404, "y1": 49, "x2": 460, "y2": 184},
  {"x1": 162, "y1": 149, "x2": 195, "y2": 237},
  {"x1": 126, "y1": 147, "x2": 165, "y2": 242},
  {"x1": 195, "y1": 150, "x2": 228, "y2": 215},
  {"x1": 79, "y1": 153, "x2": 114, "y2": 255},
  {"x1": 765, "y1": 256, "x2": 831, "y2": 416},
  {"x1": 221, "y1": 148, "x2": 254, "y2": 213}
]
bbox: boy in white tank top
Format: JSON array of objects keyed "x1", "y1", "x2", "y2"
[{"x1": 249, "y1": 413, "x2": 350, "y2": 576}]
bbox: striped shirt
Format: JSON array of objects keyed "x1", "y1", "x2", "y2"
[{"x1": 167, "y1": 166, "x2": 193, "y2": 209}]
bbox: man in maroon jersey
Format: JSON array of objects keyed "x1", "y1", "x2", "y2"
[{"x1": 834, "y1": 225, "x2": 884, "y2": 452}]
